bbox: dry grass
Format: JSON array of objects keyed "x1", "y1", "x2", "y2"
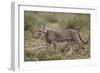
[
  {"x1": 24, "y1": 11, "x2": 90, "y2": 61},
  {"x1": 24, "y1": 31, "x2": 90, "y2": 61}
]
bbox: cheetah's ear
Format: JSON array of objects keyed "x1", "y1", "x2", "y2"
[{"x1": 44, "y1": 24, "x2": 50, "y2": 30}]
